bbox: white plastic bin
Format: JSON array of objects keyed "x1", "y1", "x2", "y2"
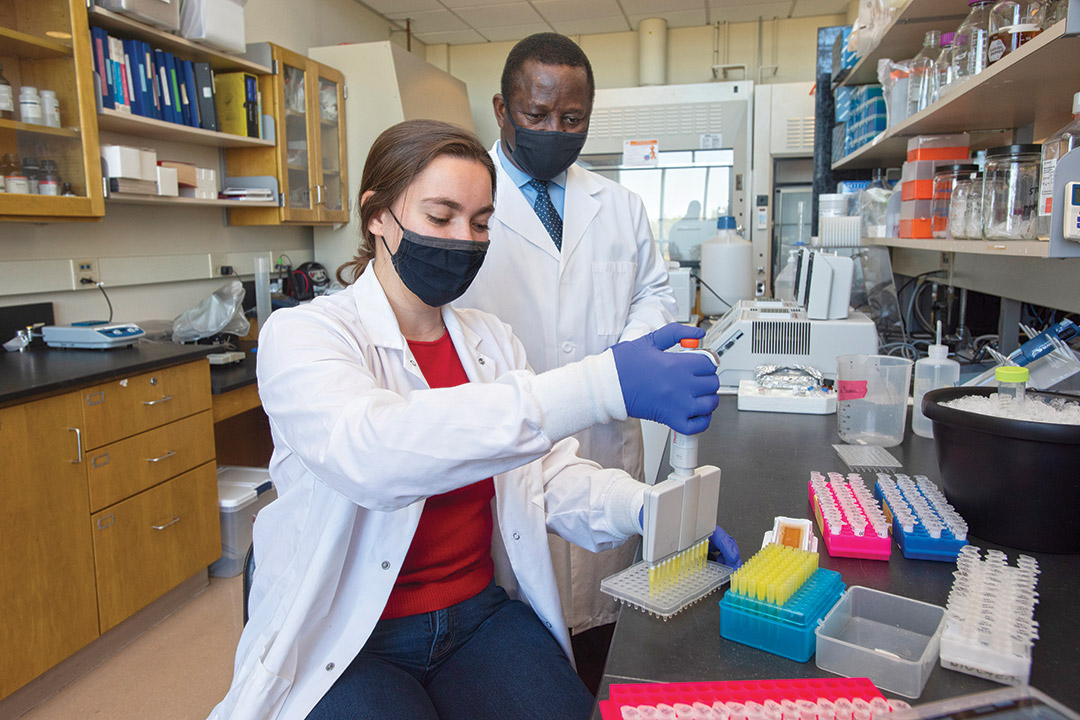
[
  {"x1": 209, "y1": 465, "x2": 276, "y2": 578},
  {"x1": 180, "y1": 0, "x2": 247, "y2": 54}
]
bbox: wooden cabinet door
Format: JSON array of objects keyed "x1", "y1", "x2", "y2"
[
  {"x1": 313, "y1": 61, "x2": 348, "y2": 224},
  {"x1": 91, "y1": 462, "x2": 221, "y2": 633},
  {"x1": 80, "y1": 360, "x2": 212, "y2": 449},
  {"x1": 275, "y1": 45, "x2": 320, "y2": 223},
  {"x1": 0, "y1": 392, "x2": 98, "y2": 700}
]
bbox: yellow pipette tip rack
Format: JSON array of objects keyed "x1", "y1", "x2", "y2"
[
  {"x1": 648, "y1": 537, "x2": 709, "y2": 596},
  {"x1": 728, "y1": 544, "x2": 819, "y2": 607}
]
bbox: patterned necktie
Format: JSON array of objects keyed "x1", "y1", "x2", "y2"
[{"x1": 528, "y1": 179, "x2": 563, "y2": 251}]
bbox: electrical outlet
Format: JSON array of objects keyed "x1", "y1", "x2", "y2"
[{"x1": 71, "y1": 258, "x2": 99, "y2": 288}]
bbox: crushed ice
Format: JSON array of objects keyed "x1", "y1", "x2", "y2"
[{"x1": 940, "y1": 394, "x2": 1080, "y2": 425}]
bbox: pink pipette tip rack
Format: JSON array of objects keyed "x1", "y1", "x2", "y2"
[
  {"x1": 809, "y1": 472, "x2": 891, "y2": 560},
  {"x1": 599, "y1": 676, "x2": 899, "y2": 720}
]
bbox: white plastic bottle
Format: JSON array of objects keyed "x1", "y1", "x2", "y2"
[
  {"x1": 774, "y1": 247, "x2": 801, "y2": 302},
  {"x1": 699, "y1": 216, "x2": 752, "y2": 316},
  {"x1": 1037, "y1": 90, "x2": 1080, "y2": 240},
  {"x1": 912, "y1": 337, "x2": 960, "y2": 438}
]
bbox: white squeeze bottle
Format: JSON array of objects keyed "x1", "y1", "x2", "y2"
[{"x1": 913, "y1": 321, "x2": 961, "y2": 438}]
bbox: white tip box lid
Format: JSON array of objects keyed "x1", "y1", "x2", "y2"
[{"x1": 217, "y1": 465, "x2": 273, "y2": 510}]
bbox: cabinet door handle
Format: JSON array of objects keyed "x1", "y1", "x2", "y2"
[
  {"x1": 146, "y1": 450, "x2": 177, "y2": 463},
  {"x1": 142, "y1": 395, "x2": 173, "y2": 406},
  {"x1": 315, "y1": 184, "x2": 323, "y2": 206},
  {"x1": 152, "y1": 516, "x2": 181, "y2": 531},
  {"x1": 68, "y1": 427, "x2": 83, "y2": 464}
]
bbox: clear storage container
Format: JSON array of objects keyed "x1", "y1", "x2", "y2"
[
  {"x1": 932, "y1": 164, "x2": 979, "y2": 238},
  {"x1": 965, "y1": 174, "x2": 986, "y2": 238},
  {"x1": 988, "y1": 0, "x2": 1043, "y2": 64},
  {"x1": 906, "y1": 31, "x2": 941, "y2": 116},
  {"x1": 983, "y1": 144, "x2": 1041, "y2": 240},
  {"x1": 1042, "y1": 0, "x2": 1068, "y2": 27},
  {"x1": 815, "y1": 586, "x2": 946, "y2": 699},
  {"x1": 948, "y1": 172, "x2": 981, "y2": 238},
  {"x1": 952, "y1": 0, "x2": 994, "y2": 84},
  {"x1": 931, "y1": 32, "x2": 957, "y2": 102}
]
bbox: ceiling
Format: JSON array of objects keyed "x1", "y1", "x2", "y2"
[{"x1": 358, "y1": 0, "x2": 852, "y2": 46}]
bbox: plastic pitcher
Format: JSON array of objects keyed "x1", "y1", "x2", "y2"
[{"x1": 836, "y1": 354, "x2": 913, "y2": 446}]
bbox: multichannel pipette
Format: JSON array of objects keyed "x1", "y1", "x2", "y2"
[
  {"x1": 642, "y1": 339, "x2": 722, "y2": 596},
  {"x1": 1006, "y1": 319, "x2": 1077, "y2": 366}
]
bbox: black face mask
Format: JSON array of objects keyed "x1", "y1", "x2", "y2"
[
  {"x1": 504, "y1": 107, "x2": 588, "y2": 181},
  {"x1": 382, "y1": 209, "x2": 489, "y2": 307}
]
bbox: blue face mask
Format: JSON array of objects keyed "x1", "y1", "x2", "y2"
[
  {"x1": 504, "y1": 107, "x2": 588, "y2": 181},
  {"x1": 382, "y1": 209, "x2": 489, "y2": 307}
]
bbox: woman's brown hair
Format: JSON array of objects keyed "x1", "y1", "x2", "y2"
[{"x1": 336, "y1": 119, "x2": 497, "y2": 286}]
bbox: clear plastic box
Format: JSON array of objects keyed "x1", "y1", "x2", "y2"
[
  {"x1": 180, "y1": 0, "x2": 247, "y2": 54},
  {"x1": 889, "y1": 686, "x2": 1080, "y2": 720},
  {"x1": 209, "y1": 466, "x2": 276, "y2": 578},
  {"x1": 99, "y1": 0, "x2": 180, "y2": 31},
  {"x1": 815, "y1": 586, "x2": 945, "y2": 698}
]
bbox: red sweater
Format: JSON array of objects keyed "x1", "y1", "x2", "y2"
[{"x1": 380, "y1": 331, "x2": 495, "y2": 619}]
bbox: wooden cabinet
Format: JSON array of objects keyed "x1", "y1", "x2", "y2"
[
  {"x1": 0, "y1": 0, "x2": 105, "y2": 220},
  {"x1": 227, "y1": 42, "x2": 349, "y2": 226},
  {"x1": 0, "y1": 358, "x2": 220, "y2": 699},
  {"x1": 0, "y1": 392, "x2": 99, "y2": 699}
]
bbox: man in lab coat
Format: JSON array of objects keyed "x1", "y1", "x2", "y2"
[{"x1": 457, "y1": 33, "x2": 677, "y2": 675}]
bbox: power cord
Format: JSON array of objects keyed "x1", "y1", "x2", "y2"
[
  {"x1": 691, "y1": 272, "x2": 734, "y2": 315},
  {"x1": 80, "y1": 278, "x2": 114, "y2": 322}
]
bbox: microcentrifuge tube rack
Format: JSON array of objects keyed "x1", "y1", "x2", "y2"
[
  {"x1": 874, "y1": 473, "x2": 968, "y2": 561},
  {"x1": 601, "y1": 560, "x2": 733, "y2": 621},
  {"x1": 598, "y1": 676, "x2": 907, "y2": 720},
  {"x1": 718, "y1": 544, "x2": 845, "y2": 662},
  {"x1": 808, "y1": 472, "x2": 891, "y2": 560},
  {"x1": 939, "y1": 545, "x2": 1040, "y2": 686}
]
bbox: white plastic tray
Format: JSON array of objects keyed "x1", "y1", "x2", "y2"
[{"x1": 601, "y1": 560, "x2": 733, "y2": 621}]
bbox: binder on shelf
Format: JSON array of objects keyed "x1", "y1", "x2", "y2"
[
  {"x1": 193, "y1": 62, "x2": 218, "y2": 132},
  {"x1": 122, "y1": 39, "x2": 145, "y2": 117},
  {"x1": 215, "y1": 72, "x2": 258, "y2": 137},
  {"x1": 108, "y1": 35, "x2": 130, "y2": 113},
  {"x1": 244, "y1": 74, "x2": 259, "y2": 138},
  {"x1": 91, "y1": 26, "x2": 114, "y2": 110},
  {"x1": 153, "y1": 49, "x2": 174, "y2": 123},
  {"x1": 167, "y1": 53, "x2": 184, "y2": 125},
  {"x1": 176, "y1": 58, "x2": 192, "y2": 126},
  {"x1": 141, "y1": 41, "x2": 161, "y2": 120},
  {"x1": 181, "y1": 60, "x2": 200, "y2": 128}
]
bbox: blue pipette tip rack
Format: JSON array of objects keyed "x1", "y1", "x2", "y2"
[{"x1": 719, "y1": 567, "x2": 846, "y2": 662}]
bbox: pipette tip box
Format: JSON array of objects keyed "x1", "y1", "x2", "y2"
[
  {"x1": 874, "y1": 474, "x2": 968, "y2": 561},
  {"x1": 719, "y1": 545, "x2": 845, "y2": 662},
  {"x1": 599, "y1": 676, "x2": 890, "y2": 720},
  {"x1": 601, "y1": 560, "x2": 733, "y2": 621},
  {"x1": 809, "y1": 472, "x2": 892, "y2": 560}
]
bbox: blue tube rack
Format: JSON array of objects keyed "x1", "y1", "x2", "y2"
[
  {"x1": 719, "y1": 567, "x2": 846, "y2": 662},
  {"x1": 874, "y1": 475, "x2": 968, "y2": 562}
]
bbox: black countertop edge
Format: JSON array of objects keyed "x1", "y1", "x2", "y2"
[
  {"x1": 208, "y1": 352, "x2": 258, "y2": 395},
  {"x1": 0, "y1": 341, "x2": 217, "y2": 407}
]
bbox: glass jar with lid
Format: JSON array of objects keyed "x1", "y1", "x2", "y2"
[
  {"x1": 38, "y1": 159, "x2": 61, "y2": 196},
  {"x1": 21, "y1": 157, "x2": 40, "y2": 194},
  {"x1": 952, "y1": 0, "x2": 995, "y2": 83},
  {"x1": 949, "y1": 173, "x2": 979, "y2": 239},
  {"x1": 988, "y1": 0, "x2": 1043, "y2": 64},
  {"x1": 933, "y1": 164, "x2": 979, "y2": 238},
  {"x1": 965, "y1": 174, "x2": 986, "y2": 239},
  {"x1": 983, "y1": 144, "x2": 1042, "y2": 240},
  {"x1": 1041, "y1": 0, "x2": 1066, "y2": 27}
]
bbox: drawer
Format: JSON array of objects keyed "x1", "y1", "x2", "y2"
[
  {"x1": 87, "y1": 410, "x2": 216, "y2": 513},
  {"x1": 91, "y1": 461, "x2": 221, "y2": 633},
  {"x1": 80, "y1": 360, "x2": 212, "y2": 449}
]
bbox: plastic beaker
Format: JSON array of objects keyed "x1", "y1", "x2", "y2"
[{"x1": 836, "y1": 354, "x2": 913, "y2": 446}]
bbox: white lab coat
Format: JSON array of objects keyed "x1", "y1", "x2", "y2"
[
  {"x1": 457, "y1": 143, "x2": 677, "y2": 632},
  {"x1": 208, "y1": 268, "x2": 643, "y2": 720}
]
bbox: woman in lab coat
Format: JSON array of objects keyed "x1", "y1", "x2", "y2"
[{"x1": 208, "y1": 120, "x2": 719, "y2": 720}]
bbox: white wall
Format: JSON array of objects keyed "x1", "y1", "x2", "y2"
[
  {"x1": 0, "y1": 0, "x2": 418, "y2": 326},
  {"x1": 434, "y1": 15, "x2": 845, "y2": 148}
]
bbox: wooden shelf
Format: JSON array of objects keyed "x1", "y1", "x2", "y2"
[
  {"x1": 833, "y1": 20, "x2": 1080, "y2": 170},
  {"x1": 837, "y1": 0, "x2": 969, "y2": 88},
  {"x1": 0, "y1": 26, "x2": 73, "y2": 59},
  {"x1": 0, "y1": 118, "x2": 81, "y2": 138},
  {"x1": 86, "y1": 7, "x2": 270, "y2": 74},
  {"x1": 107, "y1": 192, "x2": 277, "y2": 207},
  {"x1": 98, "y1": 108, "x2": 274, "y2": 148},
  {"x1": 870, "y1": 236, "x2": 1050, "y2": 257}
]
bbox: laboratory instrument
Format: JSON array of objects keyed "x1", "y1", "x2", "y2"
[
  {"x1": 719, "y1": 543, "x2": 845, "y2": 661},
  {"x1": 809, "y1": 472, "x2": 891, "y2": 560},
  {"x1": 836, "y1": 354, "x2": 913, "y2": 447},
  {"x1": 815, "y1": 586, "x2": 946, "y2": 698},
  {"x1": 1041, "y1": 97, "x2": 1080, "y2": 240},
  {"x1": 875, "y1": 473, "x2": 968, "y2": 561},
  {"x1": 601, "y1": 339, "x2": 733, "y2": 619},
  {"x1": 42, "y1": 322, "x2": 145, "y2": 349},
  {"x1": 599, "y1": 677, "x2": 892, "y2": 720},
  {"x1": 983, "y1": 144, "x2": 1042, "y2": 241},
  {"x1": 1065, "y1": 181, "x2": 1080, "y2": 240},
  {"x1": 912, "y1": 322, "x2": 961, "y2": 438},
  {"x1": 940, "y1": 546, "x2": 1040, "y2": 685},
  {"x1": 699, "y1": 216, "x2": 753, "y2": 316},
  {"x1": 702, "y1": 300, "x2": 878, "y2": 387},
  {"x1": 994, "y1": 365, "x2": 1029, "y2": 405}
]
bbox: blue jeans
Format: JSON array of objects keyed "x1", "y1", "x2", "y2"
[{"x1": 305, "y1": 582, "x2": 593, "y2": 720}]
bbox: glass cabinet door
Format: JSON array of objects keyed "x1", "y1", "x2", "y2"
[
  {"x1": 0, "y1": 0, "x2": 104, "y2": 218},
  {"x1": 316, "y1": 65, "x2": 347, "y2": 223},
  {"x1": 274, "y1": 46, "x2": 316, "y2": 222}
]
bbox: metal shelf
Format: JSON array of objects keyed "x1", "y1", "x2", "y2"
[{"x1": 869, "y1": 237, "x2": 1051, "y2": 257}]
